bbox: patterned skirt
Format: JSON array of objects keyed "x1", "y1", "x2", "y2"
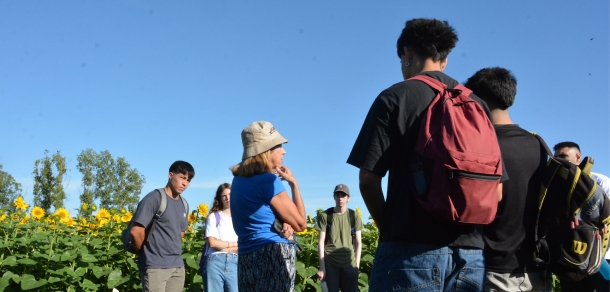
[{"x1": 238, "y1": 242, "x2": 296, "y2": 292}]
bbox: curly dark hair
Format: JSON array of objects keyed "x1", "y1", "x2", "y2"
[
  {"x1": 210, "y1": 183, "x2": 231, "y2": 213},
  {"x1": 396, "y1": 18, "x2": 458, "y2": 62},
  {"x1": 464, "y1": 67, "x2": 517, "y2": 110}
]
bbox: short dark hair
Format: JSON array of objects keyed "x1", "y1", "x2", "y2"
[
  {"x1": 464, "y1": 67, "x2": 517, "y2": 110},
  {"x1": 553, "y1": 141, "x2": 581, "y2": 152},
  {"x1": 169, "y1": 160, "x2": 195, "y2": 179},
  {"x1": 396, "y1": 18, "x2": 458, "y2": 62}
]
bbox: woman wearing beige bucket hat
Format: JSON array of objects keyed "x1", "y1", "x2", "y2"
[{"x1": 229, "y1": 121, "x2": 307, "y2": 292}]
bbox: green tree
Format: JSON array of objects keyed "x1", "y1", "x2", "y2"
[
  {"x1": 32, "y1": 150, "x2": 67, "y2": 213},
  {"x1": 0, "y1": 164, "x2": 23, "y2": 212},
  {"x1": 76, "y1": 149, "x2": 146, "y2": 213}
]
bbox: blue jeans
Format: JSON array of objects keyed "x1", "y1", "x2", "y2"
[
  {"x1": 369, "y1": 242, "x2": 485, "y2": 292},
  {"x1": 201, "y1": 252, "x2": 238, "y2": 292}
]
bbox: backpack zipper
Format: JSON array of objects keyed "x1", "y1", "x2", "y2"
[{"x1": 449, "y1": 170, "x2": 500, "y2": 181}]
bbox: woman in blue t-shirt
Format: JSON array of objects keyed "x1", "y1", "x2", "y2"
[{"x1": 230, "y1": 121, "x2": 307, "y2": 292}]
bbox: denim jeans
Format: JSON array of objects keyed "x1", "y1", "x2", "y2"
[
  {"x1": 201, "y1": 252, "x2": 238, "y2": 292},
  {"x1": 368, "y1": 242, "x2": 485, "y2": 292}
]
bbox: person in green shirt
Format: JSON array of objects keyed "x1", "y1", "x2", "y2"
[{"x1": 316, "y1": 184, "x2": 363, "y2": 292}]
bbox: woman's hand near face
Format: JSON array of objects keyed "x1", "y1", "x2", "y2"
[{"x1": 275, "y1": 165, "x2": 297, "y2": 186}]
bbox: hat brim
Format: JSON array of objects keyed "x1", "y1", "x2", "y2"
[{"x1": 242, "y1": 135, "x2": 288, "y2": 160}]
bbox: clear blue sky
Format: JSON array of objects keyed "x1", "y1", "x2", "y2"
[{"x1": 1, "y1": 1, "x2": 608, "y2": 222}]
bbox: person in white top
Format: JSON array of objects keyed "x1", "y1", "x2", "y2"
[{"x1": 200, "y1": 183, "x2": 238, "y2": 292}]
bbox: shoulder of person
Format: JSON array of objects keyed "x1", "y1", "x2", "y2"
[{"x1": 140, "y1": 189, "x2": 162, "y2": 204}]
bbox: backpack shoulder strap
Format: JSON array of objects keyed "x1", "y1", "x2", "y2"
[
  {"x1": 348, "y1": 209, "x2": 356, "y2": 230},
  {"x1": 408, "y1": 75, "x2": 447, "y2": 92},
  {"x1": 214, "y1": 212, "x2": 221, "y2": 228},
  {"x1": 155, "y1": 188, "x2": 168, "y2": 218},
  {"x1": 180, "y1": 196, "x2": 189, "y2": 216},
  {"x1": 324, "y1": 208, "x2": 334, "y2": 246}
]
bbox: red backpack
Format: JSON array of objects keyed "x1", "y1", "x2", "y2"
[{"x1": 409, "y1": 75, "x2": 502, "y2": 225}]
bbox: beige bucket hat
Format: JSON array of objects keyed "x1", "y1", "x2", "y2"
[{"x1": 241, "y1": 121, "x2": 288, "y2": 160}]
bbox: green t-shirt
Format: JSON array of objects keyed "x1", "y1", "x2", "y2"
[{"x1": 315, "y1": 209, "x2": 364, "y2": 268}]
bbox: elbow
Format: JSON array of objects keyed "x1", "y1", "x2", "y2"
[{"x1": 294, "y1": 219, "x2": 307, "y2": 232}]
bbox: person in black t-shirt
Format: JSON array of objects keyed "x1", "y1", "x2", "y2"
[
  {"x1": 465, "y1": 67, "x2": 551, "y2": 292},
  {"x1": 347, "y1": 19, "x2": 505, "y2": 292}
]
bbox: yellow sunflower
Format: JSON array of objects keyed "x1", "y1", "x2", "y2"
[
  {"x1": 188, "y1": 226, "x2": 193, "y2": 233},
  {"x1": 0, "y1": 214, "x2": 7, "y2": 222},
  {"x1": 188, "y1": 213, "x2": 197, "y2": 224},
  {"x1": 113, "y1": 214, "x2": 120, "y2": 222},
  {"x1": 95, "y1": 208, "x2": 111, "y2": 221},
  {"x1": 81, "y1": 202, "x2": 88, "y2": 211},
  {"x1": 14, "y1": 196, "x2": 28, "y2": 211},
  {"x1": 54, "y1": 208, "x2": 70, "y2": 223},
  {"x1": 31, "y1": 207, "x2": 45, "y2": 220},
  {"x1": 66, "y1": 218, "x2": 75, "y2": 227},
  {"x1": 121, "y1": 212, "x2": 133, "y2": 223},
  {"x1": 91, "y1": 205, "x2": 97, "y2": 211},
  {"x1": 355, "y1": 207, "x2": 362, "y2": 219},
  {"x1": 18, "y1": 215, "x2": 29, "y2": 225},
  {"x1": 197, "y1": 203, "x2": 209, "y2": 216}
]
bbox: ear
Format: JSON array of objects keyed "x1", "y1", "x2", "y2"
[
  {"x1": 575, "y1": 152, "x2": 582, "y2": 164},
  {"x1": 402, "y1": 47, "x2": 412, "y2": 63},
  {"x1": 440, "y1": 58, "x2": 448, "y2": 71},
  {"x1": 168, "y1": 172, "x2": 173, "y2": 179}
]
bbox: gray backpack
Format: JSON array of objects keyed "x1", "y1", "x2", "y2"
[{"x1": 122, "y1": 188, "x2": 189, "y2": 254}]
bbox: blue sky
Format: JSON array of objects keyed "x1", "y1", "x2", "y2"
[{"x1": 1, "y1": 1, "x2": 608, "y2": 222}]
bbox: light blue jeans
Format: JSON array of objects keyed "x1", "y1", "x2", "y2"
[
  {"x1": 201, "y1": 252, "x2": 238, "y2": 292},
  {"x1": 368, "y1": 242, "x2": 485, "y2": 292}
]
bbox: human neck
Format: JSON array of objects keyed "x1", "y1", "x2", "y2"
[
  {"x1": 490, "y1": 109, "x2": 513, "y2": 125},
  {"x1": 334, "y1": 205, "x2": 347, "y2": 214},
  {"x1": 221, "y1": 206, "x2": 231, "y2": 216},
  {"x1": 164, "y1": 186, "x2": 180, "y2": 199}
]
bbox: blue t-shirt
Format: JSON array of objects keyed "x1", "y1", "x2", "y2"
[
  {"x1": 132, "y1": 189, "x2": 189, "y2": 270},
  {"x1": 231, "y1": 173, "x2": 289, "y2": 254}
]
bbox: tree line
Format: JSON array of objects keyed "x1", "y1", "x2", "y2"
[{"x1": 0, "y1": 149, "x2": 145, "y2": 215}]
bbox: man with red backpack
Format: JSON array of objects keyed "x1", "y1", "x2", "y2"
[{"x1": 347, "y1": 19, "x2": 506, "y2": 291}]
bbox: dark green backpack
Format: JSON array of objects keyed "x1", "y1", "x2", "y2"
[{"x1": 532, "y1": 134, "x2": 610, "y2": 281}]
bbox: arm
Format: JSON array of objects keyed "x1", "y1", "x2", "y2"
[
  {"x1": 358, "y1": 168, "x2": 385, "y2": 229},
  {"x1": 130, "y1": 223, "x2": 146, "y2": 253},
  {"x1": 207, "y1": 236, "x2": 238, "y2": 253},
  {"x1": 271, "y1": 166, "x2": 307, "y2": 231},
  {"x1": 316, "y1": 231, "x2": 326, "y2": 280},
  {"x1": 498, "y1": 183, "x2": 503, "y2": 202},
  {"x1": 355, "y1": 230, "x2": 362, "y2": 269}
]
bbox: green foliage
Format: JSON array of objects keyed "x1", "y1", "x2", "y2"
[
  {"x1": 76, "y1": 149, "x2": 146, "y2": 214},
  {"x1": 0, "y1": 164, "x2": 22, "y2": 212},
  {"x1": 32, "y1": 150, "x2": 67, "y2": 213}
]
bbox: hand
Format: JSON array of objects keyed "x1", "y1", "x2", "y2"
[
  {"x1": 316, "y1": 269, "x2": 325, "y2": 281},
  {"x1": 275, "y1": 166, "x2": 297, "y2": 185},
  {"x1": 282, "y1": 223, "x2": 294, "y2": 240}
]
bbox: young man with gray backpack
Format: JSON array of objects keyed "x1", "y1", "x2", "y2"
[{"x1": 124, "y1": 161, "x2": 194, "y2": 292}]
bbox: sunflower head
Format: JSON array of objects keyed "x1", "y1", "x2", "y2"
[
  {"x1": 121, "y1": 212, "x2": 133, "y2": 223},
  {"x1": 54, "y1": 208, "x2": 70, "y2": 222},
  {"x1": 14, "y1": 196, "x2": 28, "y2": 211},
  {"x1": 31, "y1": 207, "x2": 45, "y2": 220},
  {"x1": 197, "y1": 204, "x2": 209, "y2": 216},
  {"x1": 188, "y1": 213, "x2": 197, "y2": 224}
]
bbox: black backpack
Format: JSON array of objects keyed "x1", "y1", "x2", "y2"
[
  {"x1": 122, "y1": 188, "x2": 189, "y2": 254},
  {"x1": 324, "y1": 208, "x2": 356, "y2": 246},
  {"x1": 532, "y1": 134, "x2": 610, "y2": 281}
]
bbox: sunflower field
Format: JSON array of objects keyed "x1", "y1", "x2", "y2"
[{"x1": 0, "y1": 197, "x2": 378, "y2": 292}]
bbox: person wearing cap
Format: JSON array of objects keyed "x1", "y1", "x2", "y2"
[
  {"x1": 230, "y1": 121, "x2": 307, "y2": 292},
  {"x1": 315, "y1": 184, "x2": 363, "y2": 292}
]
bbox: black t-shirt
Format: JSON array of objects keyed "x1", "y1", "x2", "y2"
[
  {"x1": 484, "y1": 125, "x2": 546, "y2": 273},
  {"x1": 347, "y1": 71, "x2": 504, "y2": 248}
]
